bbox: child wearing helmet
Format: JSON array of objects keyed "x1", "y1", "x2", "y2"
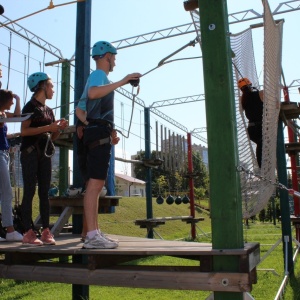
[
  {"x1": 76, "y1": 40, "x2": 141, "y2": 249},
  {"x1": 238, "y1": 77, "x2": 264, "y2": 168},
  {"x1": 20, "y1": 72, "x2": 68, "y2": 246}
]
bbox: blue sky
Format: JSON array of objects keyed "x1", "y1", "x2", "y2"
[{"x1": 0, "y1": 0, "x2": 299, "y2": 175}]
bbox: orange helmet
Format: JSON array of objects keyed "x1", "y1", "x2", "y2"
[{"x1": 238, "y1": 77, "x2": 252, "y2": 89}]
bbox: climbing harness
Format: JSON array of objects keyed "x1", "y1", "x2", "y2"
[{"x1": 44, "y1": 132, "x2": 55, "y2": 158}]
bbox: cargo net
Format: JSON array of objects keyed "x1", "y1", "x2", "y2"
[
  {"x1": 190, "y1": 0, "x2": 283, "y2": 218},
  {"x1": 232, "y1": 0, "x2": 283, "y2": 218}
]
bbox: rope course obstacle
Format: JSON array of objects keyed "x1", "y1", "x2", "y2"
[
  {"x1": 190, "y1": 1, "x2": 284, "y2": 218},
  {"x1": 232, "y1": 0, "x2": 283, "y2": 218}
]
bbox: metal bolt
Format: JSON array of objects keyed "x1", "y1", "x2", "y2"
[
  {"x1": 208, "y1": 24, "x2": 216, "y2": 30},
  {"x1": 221, "y1": 278, "x2": 229, "y2": 286}
]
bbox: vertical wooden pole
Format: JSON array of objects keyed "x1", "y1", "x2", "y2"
[
  {"x1": 144, "y1": 107, "x2": 153, "y2": 238},
  {"x1": 198, "y1": 0, "x2": 244, "y2": 299},
  {"x1": 277, "y1": 120, "x2": 294, "y2": 274},
  {"x1": 283, "y1": 86, "x2": 300, "y2": 218},
  {"x1": 59, "y1": 61, "x2": 70, "y2": 196},
  {"x1": 72, "y1": 0, "x2": 91, "y2": 299},
  {"x1": 187, "y1": 132, "x2": 196, "y2": 239},
  {"x1": 156, "y1": 121, "x2": 159, "y2": 155}
]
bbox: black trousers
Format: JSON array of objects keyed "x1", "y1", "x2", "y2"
[
  {"x1": 20, "y1": 149, "x2": 51, "y2": 231},
  {"x1": 248, "y1": 125, "x2": 262, "y2": 168}
]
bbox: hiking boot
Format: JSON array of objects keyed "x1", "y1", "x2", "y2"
[
  {"x1": 6, "y1": 231, "x2": 23, "y2": 242},
  {"x1": 100, "y1": 232, "x2": 119, "y2": 243},
  {"x1": 22, "y1": 229, "x2": 43, "y2": 246},
  {"x1": 83, "y1": 233, "x2": 118, "y2": 249},
  {"x1": 41, "y1": 228, "x2": 56, "y2": 245}
]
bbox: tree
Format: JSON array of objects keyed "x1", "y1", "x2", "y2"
[
  {"x1": 133, "y1": 150, "x2": 166, "y2": 196},
  {"x1": 191, "y1": 151, "x2": 209, "y2": 195},
  {"x1": 156, "y1": 175, "x2": 168, "y2": 195},
  {"x1": 133, "y1": 149, "x2": 209, "y2": 198}
]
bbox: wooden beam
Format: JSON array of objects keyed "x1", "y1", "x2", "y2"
[{"x1": 0, "y1": 265, "x2": 252, "y2": 292}]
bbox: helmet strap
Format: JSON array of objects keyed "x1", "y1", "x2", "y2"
[{"x1": 106, "y1": 53, "x2": 113, "y2": 72}]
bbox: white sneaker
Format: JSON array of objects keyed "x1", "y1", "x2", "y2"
[
  {"x1": 100, "y1": 232, "x2": 119, "y2": 243},
  {"x1": 6, "y1": 231, "x2": 23, "y2": 242},
  {"x1": 83, "y1": 233, "x2": 118, "y2": 249},
  {"x1": 0, "y1": 236, "x2": 6, "y2": 242}
]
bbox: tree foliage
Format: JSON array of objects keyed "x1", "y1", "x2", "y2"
[{"x1": 133, "y1": 150, "x2": 209, "y2": 198}]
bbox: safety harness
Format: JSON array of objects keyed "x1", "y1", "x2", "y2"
[{"x1": 86, "y1": 119, "x2": 112, "y2": 150}]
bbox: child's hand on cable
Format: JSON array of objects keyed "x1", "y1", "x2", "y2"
[
  {"x1": 111, "y1": 130, "x2": 120, "y2": 145},
  {"x1": 76, "y1": 125, "x2": 85, "y2": 139},
  {"x1": 58, "y1": 118, "x2": 68, "y2": 130}
]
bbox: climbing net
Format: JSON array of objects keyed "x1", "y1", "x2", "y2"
[
  {"x1": 231, "y1": 0, "x2": 283, "y2": 218},
  {"x1": 190, "y1": 0, "x2": 284, "y2": 218}
]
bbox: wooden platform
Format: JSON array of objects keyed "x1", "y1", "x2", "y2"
[
  {"x1": 285, "y1": 142, "x2": 300, "y2": 155},
  {"x1": 0, "y1": 234, "x2": 259, "y2": 292},
  {"x1": 53, "y1": 125, "x2": 75, "y2": 149},
  {"x1": 135, "y1": 216, "x2": 205, "y2": 239},
  {"x1": 280, "y1": 102, "x2": 300, "y2": 121},
  {"x1": 289, "y1": 215, "x2": 300, "y2": 225},
  {"x1": 135, "y1": 216, "x2": 205, "y2": 228}
]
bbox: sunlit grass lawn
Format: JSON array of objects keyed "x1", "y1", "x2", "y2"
[{"x1": 0, "y1": 195, "x2": 299, "y2": 299}]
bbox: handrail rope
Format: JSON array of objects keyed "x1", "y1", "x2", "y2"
[
  {"x1": 25, "y1": 41, "x2": 30, "y2": 104},
  {"x1": 237, "y1": 165, "x2": 295, "y2": 194},
  {"x1": 115, "y1": 84, "x2": 140, "y2": 138},
  {"x1": 6, "y1": 31, "x2": 11, "y2": 89},
  {"x1": 23, "y1": 54, "x2": 28, "y2": 104}
]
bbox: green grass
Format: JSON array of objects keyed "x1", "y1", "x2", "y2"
[{"x1": 1, "y1": 195, "x2": 300, "y2": 299}]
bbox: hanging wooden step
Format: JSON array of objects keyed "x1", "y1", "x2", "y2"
[
  {"x1": 280, "y1": 102, "x2": 300, "y2": 122},
  {"x1": 285, "y1": 142, "x2": 300, "y2": 155}
]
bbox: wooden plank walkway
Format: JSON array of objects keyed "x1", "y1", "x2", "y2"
[
  {"x1": 135, "y1": 216, "x2": 205, "y2": 239},
  {"x1": 0, "y1": 234, "x2": 259, "y2": 292}
]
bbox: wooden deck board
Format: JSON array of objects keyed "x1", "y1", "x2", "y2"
[
  {"x1": 0, "y1": 234, "x2": 257, "y2": 256},
  {"x1": 0, "y1": 264, "x2": 252, "y2": 292},
  {"x1": 0, "y1": 234, "x2": 259, "y2": 292}
]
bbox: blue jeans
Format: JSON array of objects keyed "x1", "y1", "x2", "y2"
[{"x1": 0, "y1": 150, "x2": 13, "y2": 227}]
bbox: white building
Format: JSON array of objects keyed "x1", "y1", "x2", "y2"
[{"x1": 115, "y1": 173, "x2": 146, "y2": 197}]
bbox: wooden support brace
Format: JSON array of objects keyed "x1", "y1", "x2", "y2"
[{"x1": 51, "y1": 206, "x2": 74, "y2": 237}]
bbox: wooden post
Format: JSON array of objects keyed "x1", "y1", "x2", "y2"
[
  {"x1": 72, "y1": 0, "x2": 91, "y2": 299},
  {"x1": 283, "y1": 86, "x2": 300, "y2": 218},
  {"x1": 59, "y1": 61, "x2": 70, "y2": 196},
  {"x1": 198, "y1": 0, "x2": 244, "y2": 299},
  {"x1": 187, "y1": 132, "x2": 196, "y2": 239},
  {"x1": 277, "y1": 119, "x2": 294, "y2": 274},
  {"x1": 144, "y1": 107, "x2": 153, "y2": 238}
]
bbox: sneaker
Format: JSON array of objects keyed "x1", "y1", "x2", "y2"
[
  {"x1": 6, "y1": 231, "x2": 23, "y2": 242},
  {"x1": 41, "y1": 228, "x2": 56, "y2": 245},
  {"x1": 100, "y1": 232, "x2": 119, "y2": 243},
  {"x1": 22, "y1": 229, "x2": 43, "y2": 246},
  {"x1": 83, "y1": 233, "x2": 118, "y2": 249},
  {"x1": 0, "y1": 237, "x2": 6, "y2": 242}
]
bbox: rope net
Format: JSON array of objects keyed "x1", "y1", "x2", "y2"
[
  {"x1": 190, "y1": 0, "x2": 283, "y2": 218},
  {"x1": 231, "y1": 0, "x2": 283, "y2": 218}
]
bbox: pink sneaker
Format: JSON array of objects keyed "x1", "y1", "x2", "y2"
[
  {"x1": 41, "y1": 228, "x2": 56, "y2": 245},
  {"x1": 22, "y1": 229, "x2": 43, "y2": 246}
]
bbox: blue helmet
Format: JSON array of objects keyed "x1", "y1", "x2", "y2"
[
  {"x1": 92, "y1": 41, "x2": 117, "y2": 58},
  {"x1": 28, "y1": 72, "x2": 51, "y2": 92}
]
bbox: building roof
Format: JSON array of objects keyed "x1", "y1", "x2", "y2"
[{"x1": 115, "y1": 173, "x2": 145, "y2": 185}]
